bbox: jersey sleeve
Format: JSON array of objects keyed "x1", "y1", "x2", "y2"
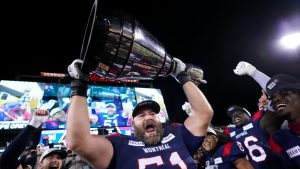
[
  {"x1": 224, "y1": 127, "x2": 230, "y2": 136},
  {"x1": 106, "y1": 133, "x2": 123, "y2": 145},
  {"x1": 270, "y1": 130, "x2": 300, "y2": 168},
  {"x1": 179, "y1": 124, "x2": 205, "y2": 155},
  {"x1": 105, "y1": 133, "x2": 123, "y2": 169},
  {"x1": 0, "y1": 125, "x2": 37, "y2": 169}
]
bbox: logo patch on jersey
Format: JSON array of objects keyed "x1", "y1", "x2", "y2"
[
  {"x1": 230, "y1": 131, "x2": 236, "y2": 137},
  {"x1": 161, "y1": 133, "x2": 175, "y2": 144},
  {"x1": 205, "y1": 160, "x2": 210, "y2": 166},
  {"x1": 235, "y1": 131, "x2": 248, "y2": 139},
  {"x1": 243, "y1": 123, "x2": 253, "y2": 131},
  {"x1": 286, "y1": 146, "x2": 300, "y2": 158},
  {"x1": 128, "y1": 140, "x2": 145, "y2": 146},
  {"x1": 214, "y1": 157, "x2": 223, "y2": 164}
]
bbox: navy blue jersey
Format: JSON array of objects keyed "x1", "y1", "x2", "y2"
[
  {"x1": 203, "y1": 142, "x2": 246, "y2": 169},
  {"x1": 224, "y1": 110, "x2": 284, "y2": 169},
  {"x1": 106, "y1": 123, "x2": 204, "y2": 169},
  {"x1": 269, "y1": 129, "x2": 300, "y2": 169},
  {"x1": 97, "y1": 112, "x2": 128, "y2": 127}
]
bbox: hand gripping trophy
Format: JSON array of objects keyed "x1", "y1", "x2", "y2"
[{"x1": 79, "y1": 0, "x2": 206, "y2": 85}]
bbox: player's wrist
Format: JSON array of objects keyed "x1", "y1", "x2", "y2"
[
  {"x1": 29, "y1": 120, "x2": 42, "y2": 128},
  {"x1": 246, "y1": 64, "x2": 256, "y2": 76},
  {"x1": 176, "y1": 71, "x2": 192, "y2": 85},
  {"x1": 248, "y1": 68, "x2": 257, "y2": 77},
  {"x1": 70, "y1": 79, "x2": 88, "y2": 97}
]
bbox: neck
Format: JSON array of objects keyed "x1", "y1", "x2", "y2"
[{"x1": 288, "y1": 110, "x2": 300, "y2": 122}]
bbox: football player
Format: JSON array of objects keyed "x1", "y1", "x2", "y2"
[
  {"x1": 266, "y1": 74, "x2": 300, "y2": 168},
  {"x1": 66, "y1": 58, "x2": 213, "y2": 169}
]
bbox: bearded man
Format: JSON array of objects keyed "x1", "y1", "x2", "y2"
[{"x1": 66, "y1": 58, "x2": 213, "y2": 169}]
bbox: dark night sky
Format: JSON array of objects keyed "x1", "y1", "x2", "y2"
[{"x1": 2, "y1": 0, "x2": 300, "y2": 126}]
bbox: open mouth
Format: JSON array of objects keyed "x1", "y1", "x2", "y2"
[
  {"x1": 49, "y1": 167, "x2": 58, "y2": 169},
  {"x1": 49, "y1": 162, "x2": 59, "y2": 169},
  {"x1": 145, "y1": 124, "x2": 155, "y2": 133},
  {"x1": 275, "y1": 103, "x2": 287, "y2": 111},
  {"x1": 234, "y1": 117, "x2": 241, "y2": 123}
]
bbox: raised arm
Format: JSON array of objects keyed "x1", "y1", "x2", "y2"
[
  {"x1": 0, "y1": 110, "x2": 49, "y2": 169},
  {"x1": 171, "y1": 58, "x2": 213, "y2": 136},
  {"x1": 66, "y1": 59, "x2": 113, "y2": 168},
  {"x1": 233, "y1": 61, "x2": 270, "y2": 91},
  {"x1": 233, "y1": 61, "x2": 283, "y2": 134}
]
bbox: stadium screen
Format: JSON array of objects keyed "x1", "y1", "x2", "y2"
[
  {"x1": 0, "y1": 80, "x2": 169, "y2": 130},
  {"x1": 38, "y1": 128, "x2": 100, "y2": 145},
  {"x1": 38, "y1": 127, "x2": 135, "y2": 146}
]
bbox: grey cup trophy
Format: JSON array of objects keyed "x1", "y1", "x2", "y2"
[{"x1": 80, "y1": 0, "x2": 205, "y2": 85}]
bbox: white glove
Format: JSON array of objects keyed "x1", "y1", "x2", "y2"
[
  {"x1": 171, "y1": 57, "x2": 186, "y2": 77},
  {"x1": 182, "y1": 102, "x2": 192, "y2": 116},
  {"x1": 67, "y1": 59, "x2": 89, "y2": 81},
  {"x1": 233, "y1": 61, "x2": 256, "y2": 76},
  {"x1": 29, "y1": 110, "x2": 50, "y2": 128}
]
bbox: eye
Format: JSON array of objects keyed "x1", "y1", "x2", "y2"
[
  {"x1": 149, "y1": 112, "x2": 156, "y2": 116},
  {"x1": 138, "y1": 114, "x2": 145, "y2": 118}
]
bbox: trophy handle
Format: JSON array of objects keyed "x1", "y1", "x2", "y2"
[{"x1": 186, "y1": 64, "x2": 207, "y2": 85}]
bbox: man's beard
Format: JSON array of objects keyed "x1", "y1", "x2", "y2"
[{"x1": 134, "y1": 122, "x2": 164, "y2": 146}]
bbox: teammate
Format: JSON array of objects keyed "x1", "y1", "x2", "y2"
[
  {"x1": 0, "y1": 110, "x2": 50, "y2": 169},
  {"x1": 222, "y1": 61, "x2": 285, "y2": 169},
  {"x1": 181, "y1": 103, "x2": 253, "y2": 169},
  {"x1": 223, "y1": 105, "x2": 285, "y2": 169},
  {"x1": 66, "y1": 58, "x2": 213, "y2": 169},
  {"x1": 199, "y1": 126, "x2": 253, "y2": 169},
  {"x1": 266, "y1": 74, "x2": 300, "y2": 168}
]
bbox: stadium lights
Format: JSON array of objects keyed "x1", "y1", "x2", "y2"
[{"x1": 279, "y1": 32, "x2": 300, "y2": 50}]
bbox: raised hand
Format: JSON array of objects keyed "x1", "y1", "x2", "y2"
[
  {"x1": 258, "y1": 90, "x2": 269, "y2": 110},
  {"x1": 171, "y1": 58, "x2": 206, "y2": 85},
  {"x1": 67, "y1": 59, "x2": 89, "y2": 81},
  {"x1": 29, "y1": 109, "x2": 50, "y2": 128},
  {"x1": 67, "y1": 59, "x2": 89, "y2": 97},
  {"x1": 171, "y1": 57, "x2": 187, "y2": 78},
  {"x1": 233, "y1": 61, "x2": 256, "y2": 76}
]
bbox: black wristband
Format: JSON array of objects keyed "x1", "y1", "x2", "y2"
[
  {"x1": 70, "y1": 79, "x2": 88, "y2": 97},
  {"x1": 176, "y1": 71, "x2": 192, "y2": 85}
]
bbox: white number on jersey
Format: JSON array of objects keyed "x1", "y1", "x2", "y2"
[
  {"x1": 244, "y1": 136, "x2": 266, "y2": 162},
  {"x1": 138, "y1": 152, "x2": 187, "y2": 169},
  {"x1": 104, "y1": 119, "x2": 118, "y2": 127}
]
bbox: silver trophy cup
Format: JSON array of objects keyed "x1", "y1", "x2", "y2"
[{"x1": 80, "y1": 0, "x2": 205, "y2": 85}]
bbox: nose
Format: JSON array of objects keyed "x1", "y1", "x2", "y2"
[
  {"x1": 233, "y1": 112, "x2": 239, "y2": 118},
  {"x1": 51, "y1": 155, "x2": 61, "y2": 162},
  {"x1": 145, "y1": 113, "x2": 154, "y2": 120}
]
